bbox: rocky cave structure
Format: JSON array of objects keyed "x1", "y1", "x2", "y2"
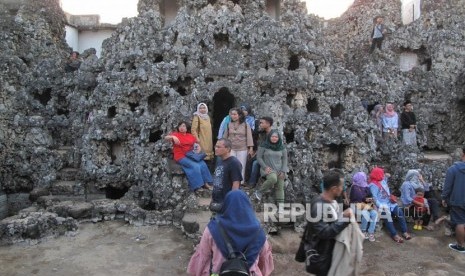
[{"x1": 0, "y1": 0, "x2": 464, "y2": 244}]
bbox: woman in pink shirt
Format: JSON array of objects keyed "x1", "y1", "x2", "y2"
[{"x1": 187, "y1": 190, "x2": 274, "y2": 276}]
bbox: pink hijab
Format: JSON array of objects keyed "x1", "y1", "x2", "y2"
[{"x1": 384, "y1": 103, "x2": 397, "y2": 118}]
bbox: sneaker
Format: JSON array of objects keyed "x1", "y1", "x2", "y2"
[
  {"x1": 254, "y1": 190, "x2": 262, "y2": 201},
  {"x1": 368, "y1": 234, "x2": 376, "y2": 242},
  {"x1": 448, "y1": 243, "x2": 465, "y2": 253},
  {"x1": 413, "y1": 225, "x2": 418, "y2": 230},
  {"x1": 362, "y1": 231, "x2": 369, "y2": 239},
  {"x1": 417, "y1": 225, "x2": 422, "y2": 231}
]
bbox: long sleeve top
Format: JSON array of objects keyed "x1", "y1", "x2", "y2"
[
  {"x1": 223, "y1": 122, "x2": 254, "y2": 151},
  {"x1": 369, "y1": 179, "x2": 397, "y2": 211},
  {"x1": 187, "y1": 227, "x2": 274, "y2": 276},
  {"x1": 256, "y1": 147, "x2": 288, "y2": 177},
  {"x1": 381, "y1": 114, "x2": 399, "y2": 133},
  {"x1": 400, "y1": 181, "x2": 416, "y2": 206},
  {"x1": 400, "y1": 111, "x2": 416, "y2": 129}
]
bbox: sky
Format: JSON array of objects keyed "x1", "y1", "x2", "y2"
[{"x1": 60, "y1": 0, "x2": 355, "y2": 24}]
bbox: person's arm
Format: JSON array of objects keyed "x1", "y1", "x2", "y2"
[
  {"x1": 412, "y1": 198, "x2": 424, "y2": 207},
  {"x1": 191, "y1": 115, "x2": 200, "y2": 140},
  {"x1": 246, "y1": 124, "x2": 254, "y2": 154},
  {"x1": 279, "y1": 148, "x2": 289, "y2": 179},
  {"x1": 256, "y1": 241, "x2": 274, "y2": 276},
  {"x1": 187, "y1": 227, "x2": 213, "y2": 276},
  {"x1": 311, "y1": 203, "x2": 350, "y2": 239},
  {"x1": 400, "y1": 183, "x2": 414, "y2": 206},
  {"x1": 223, "y1": 122, "x2": 230, "y2": 139},
  {"x1": 441, "y1": 166, "x2": 455, "y2": 204},
  {"x1": 369, "y1": 185, "x2": 381, "y2": 208},
  {"x1": 217, "y1": 117, "x2": 228, "y2": 139},
  {"x1": 256, "y1": 147, "x2": 267, "y2": 169},
  {"x1": 400, "y1": 112, "x2": 408, "y2": 129},
  {"x1": 164, "y1": 133, "x2": 180, "y2": 144}
]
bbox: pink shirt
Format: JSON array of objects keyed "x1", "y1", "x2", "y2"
[{"x1": 187, "y1": 228, "x2": 274, "y2": 276}]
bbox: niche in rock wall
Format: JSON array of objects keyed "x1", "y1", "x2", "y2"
[
  {"x1": 57, "y1": 108, "x2": 69, "y2": 116},
  {"x1": 148, "y1": 92, "x2": 163, "y2": 114},
  {"x1": 230, "y1": 0, "x2": 241, "y2": 4},
  {"x1": 214, "y1": 33, "x2": 230, "y2": 49},
  {"x1": 326, "y1": 144, "x2": 345, "y2": 169},
  {"x1": 105, "y1": 186, "x2": 129, "y2": 200},
  {"x1": 284, "y1": 127, "x2": 295, "y2": 143},
  {"x1": 265, "y1": 0, "x2": 280, "y2": 20},
  {"x1": 288, "y1": 55, "x2": 299, "y2": 71},
  {"x1": 208, "y1": 0, "x2": 218, "y2": 5},
  {"x1": 169, "y1": 76, "x2": 193, "y2": 96},
  {"x1": 399, "y1": 46, "x2": 432, "y2": 72},
  {"x1": 107, "y1": 106, "x2": 117, "y2": 118},
  {"x1": 399, "y1": 52, "x2": 419, "y2": 72},
  {"x1": 137, "y1": 190, "x2": 157, "y2": 210},
  {"x1": 160, "y1": 0, "x2": 180, "y2": 27},
  {"x1": 212, "y1": 87, "x2": 235, "y2": 140},
  {"x1": 108, "y1": 140, "x2": 125, "y2": 165},
  {"x1": 330, "y1": 103, "x2": 344, "y2": 119},
  {"x1": 458, "y1": 99, "x2": 465, "y2": 112},
  {"x1": 149, "y1": 130, "x2": 163, "y2": 143},
  {"x1": 129, "y1": 102, "x2": 139, "y2": 112},
  {"x1": 34, "y1": 88, "x2": 52, "y2": 106},
  {"x1": 154, "y1": 55, "x2": 163, "y2": 63},
  {"x1": 307, "y1": 98, "x2": 319, "y2": 113},
  {"x1": 402, "y1": 0, "x2": 421, "y2": 25}
]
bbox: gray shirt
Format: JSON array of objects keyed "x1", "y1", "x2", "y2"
[
  {"x1": 373, "y1": 24, "x2": 384, "y2": 39},
  {"x1": 256, "y1": 146, "x2": 288, "y2": 176}
]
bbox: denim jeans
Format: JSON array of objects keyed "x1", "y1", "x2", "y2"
[
  {"x1": 247, "y1": 160, "x2": 260, "y2": 187},
  {"x1": 361, "y1": 209, "x2": 378, "y2": 234},
  {"x1": 177, "y1": 157, "x2": 213, "y2": 191},
  {"x1": 382, "y1": 205, "x2": 408, "y2": 237}
]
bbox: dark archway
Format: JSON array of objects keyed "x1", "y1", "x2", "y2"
[{"x1": 212, "y1": 87, "x2": 235, "y2": 141}]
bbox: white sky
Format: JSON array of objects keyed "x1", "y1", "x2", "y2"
[{"x1": 60, "y1": 0, "x2": 354, "y2": 24}]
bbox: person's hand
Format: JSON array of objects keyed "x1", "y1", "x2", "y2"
[
  {"x1": 265, "y1": 167, "x2": 272, "y2": 174},
  {"x1": 278, "y1": 172, "x2": 285, "y2": 180},
  {"x1": 248, "y1": 148, "x2": 254, "y2": 156},
  {"x1": 172, "y1": 136, "x2": 180, "y2": 145},
  {"x1": 344, "y1": 198, "x2": 350, "y2": 206},
  {"x1": 365, "y1": 197, "x2": 373, "y2": 203},
  {"x1": 385, "y1": 173, "x2": 391, "y2": 178},
  {"x1": 342, "y1": 208, "x2": 353, "y2": 218}
]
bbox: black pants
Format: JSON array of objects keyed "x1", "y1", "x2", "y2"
[{"x1": 370, "y1": 37, "x2": 384, "y2": 52}]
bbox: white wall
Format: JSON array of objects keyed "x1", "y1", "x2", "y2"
[
  {"x1": 65, "y1": 25, "x2": 79, "y2": 52},
  {"x1": 402, "y1": 0, "x2": 421, "y2": 25},
  {"x1": 78, "y1": 30, "x2": 114, "y2": 57},
  {"x1": 399, "y1": 52, "x2": 419, "y2": 72}
]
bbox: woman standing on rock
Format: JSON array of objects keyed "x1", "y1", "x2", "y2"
[
  {"x1": 191, "y1": 103, "x2": 214, "y2": 161},
  {"x1": 223, "y1": 107, "x2": 254, "y2": 181},
  {"x1": 381, "y1": 103, "x2": 399, "y2": 139},
  {"x1": 165, "y1": 121, "x2": 212, "y2": 192},
  {"x1": 253, "y1": 130, "x2": 288, "y2": 205}
]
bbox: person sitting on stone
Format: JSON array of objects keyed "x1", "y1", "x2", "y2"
[
  {"x1": 240, "y1": 104, "x2": 256, "y2": 131},
  {"x1": 400, "y1": 170, "x2": 440, "y2": 230},
  {"x1": 412, "y1": 187, "x2": 430, "y2": 231},
  {"x1": 381, "y1": 103, "x2": 399, "y2": 140},
  {"x1": 65, "y1": 51, "x2": 81, "y2": 72},
  {"x1": 369, "y1": 167, "x2": 411, "y2": 243},
  {"x1": 253, "y1": 130, "x2": 288, "y2": 205},
  {"x1": 187, "y1": 190, "x2": 274, "y2": 276},
  {"x1": 164, "y1": 121, "x2": 212, "y2": 192},
  {"x1": 191, "y1": 103, "x2": 214, "y2": 161},
  {"x1": 350, "y1": 172, "x2": 378, "y2": 242}
]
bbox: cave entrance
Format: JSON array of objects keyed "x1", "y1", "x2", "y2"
[
  {"x1": 160, "y1": 0, "x2": 180, "y2": 27},
  {"x1": 265, "y1": 0, "x2": 280, "y2": 20},
  {"x1": 212, "y1": 87, "x2": 235, "y2": 142},
  {"x1": 105, "y1": 186, "x2": 129, "y2": 199},
  {"x1": 327, "y1": 143, "x2": 345, "y2": 169}
]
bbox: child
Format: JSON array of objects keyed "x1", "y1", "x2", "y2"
[{"x1": 412, "y1": 188, "x2": 430, "y2": 230}]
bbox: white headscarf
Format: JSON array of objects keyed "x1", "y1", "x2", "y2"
[
  {"x1": 193, "y1": 103, "x2": 209, "y2": 120},
  {"x1": 404, "y1": 170, "x2": 422, "y2": 189}
]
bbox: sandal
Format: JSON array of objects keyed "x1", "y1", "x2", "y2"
[
  {"x1": 392, "y1": 235, "x2": 404, "y2": 243},
  {"x1": 402, "y1": 233, "x2": 412, "y2": 240},
  {"x1": 202, "y1": 184, "x2": 213, "y2": 191}
]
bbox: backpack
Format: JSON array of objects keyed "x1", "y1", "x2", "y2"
[{"x1": 216, "y1": 221, "x2": 261, "y2": 276}]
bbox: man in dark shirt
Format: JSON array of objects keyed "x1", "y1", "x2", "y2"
[
  {"x1": 400, "y1": 100, "x2": 417, "y2": 145},
  {"x1": 246, "y1": 117, "x2": 274, "y2": 188},
  {"x1": 210, "y1": 138, "x2": 242, "y2": 212}
]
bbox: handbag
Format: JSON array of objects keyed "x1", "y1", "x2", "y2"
[{"x1": 185, "y1": 150, "x2": 206, "y2": 162}]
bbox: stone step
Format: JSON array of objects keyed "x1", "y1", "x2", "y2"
[
  {"x1": 36, "y1": 194, "x2": 107, "y2": 209},
  {"x1": 55, "y1": 146, "x2": 80, "y2": 168},
  {"x1": 50, "y1": 180, "x2": 83, "y2": 196},
  {"x1": 57, "y1": 167, "x2": 80, "y2": 181},
  {"x1": 182, "y1": 210, "x2": 213, "y2": 235}
]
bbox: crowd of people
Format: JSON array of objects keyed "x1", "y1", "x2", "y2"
[{"x1": 164, "y1": 102, "x2": 464, "y2": 275}]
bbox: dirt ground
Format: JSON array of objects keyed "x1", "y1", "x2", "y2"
[{"x1": 0, "y1": 220, "x2": 464, "y2": 276}]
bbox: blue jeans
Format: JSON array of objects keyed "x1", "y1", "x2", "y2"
[
  {"x1": 360, "y1": 209, "x2": 378, "y2": 234},
  {"x1": 177, "y1": 157, "x2": 213, "y2": 191},
  {"x1": 382, "y1": 206, "x2": 408, "y2": 237},
  {"x1": 247, "y1": 160, "x2": 260, "y2": 187}
]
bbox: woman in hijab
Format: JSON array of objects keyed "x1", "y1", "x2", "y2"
[
  {"x1": 253, "y1": 130, "x2": 288, "y2": 204},
  {"x1": 400, "y1": 170, "x2": 439, "y2": 230},
  {"x1": 350, "y1": 172, "x2": 378, "y2": 242},
  {"x1": 381, "y1": 103, "x2": 399, "y2": 139},
  {"x1": 369, "y1": 167, "x2": 411, "y2": 243},
  {"x1": 240, "y1": 104, "x2": 256, "y2": 131},
  {"x1": 187, "y1": 190, "x2": 274, "y2": 276},
  {"x1": 191, "y1": 103, "x2": 214, "y2": 160},
  {"x1": 370, "y1": 104, "x2": 384, "y2": 131}
]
